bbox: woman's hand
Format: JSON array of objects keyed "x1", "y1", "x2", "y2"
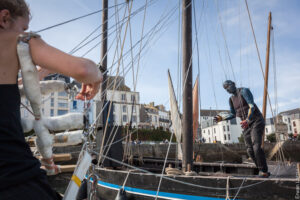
[{"x1": 75, "y1": 80, "x2": 101, "y2": 101}]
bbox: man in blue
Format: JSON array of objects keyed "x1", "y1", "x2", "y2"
[{"x1": 214, "y1": 80, "x2": 270, "y2": 177}]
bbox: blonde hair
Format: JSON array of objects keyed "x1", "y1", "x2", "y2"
[{"x1": 0, "y1": 0, "x2": 30, "y2": 18}]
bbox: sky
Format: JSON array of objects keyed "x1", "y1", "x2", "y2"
[{"x1": 26, "y1": 0, "x2": 300, "y2": 117}]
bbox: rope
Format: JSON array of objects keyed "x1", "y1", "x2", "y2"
[
  {"x1": 99, "y1": 0, "x2": 133, "y2": 165},
  {"x1": 225, "y1": 176, "x2": 231, "y2": 200},
  {"x1": 154, "y1": 129, "x2": 174, "y2": 200},
  {"x1": 35, "y1": 2, "x2": 128, "y2": 33}
]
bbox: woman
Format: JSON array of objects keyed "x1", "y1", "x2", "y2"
[{"x1": 0, "y1": 0, "x2": 102, "y2": 199}]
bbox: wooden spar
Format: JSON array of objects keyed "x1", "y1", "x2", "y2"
[
  {"x1": 262, "y1": 12, "x2": 272, "y2": 148},
  {"x1": 182, "y1": 0, "x2": 193, "y2": 172},
  {"x1": 100, "y1": 0, "x2": 108, "y2": 100},
  {"x1": 96, "y1": 0, "x2": 108, "y2": 149}
]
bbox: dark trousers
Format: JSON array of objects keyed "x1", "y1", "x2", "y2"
[
  {"x1": 243, "y1": 118, "x2": 268, "y2": 173},
  {"x1": 0, "y1": 173, "x2": 62, "y2": 200}
]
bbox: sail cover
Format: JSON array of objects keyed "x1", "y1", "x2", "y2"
[
  {"x1": 167, "y1": 70, "x2": 183, "y2": 160},
  {"x1": 192, "y1": 76, "x2": 199, "y2": 142}
]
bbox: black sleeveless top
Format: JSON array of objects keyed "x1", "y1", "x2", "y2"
[{"x1": 0, "y1": 84, "x2": 41, "y2": 190}]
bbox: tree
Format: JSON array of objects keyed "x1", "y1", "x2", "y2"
[
  {"x1": 266, "y1": 133, "x2": 276, "y2": 143},
  {"x1": 238, "y1": 134, "x2": 244, "y2": 143}
]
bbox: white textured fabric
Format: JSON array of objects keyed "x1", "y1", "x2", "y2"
[
  {"x1": 17, "y1": 41, "x2": 42, "y2": 119},
  {"x1": 54, "y1": 130, "x2": 83, "y2": 145},
  {"x1": 19, "y1": 80, "x2": 66, "y2": 97},
  {"x1": 21, "y1": 118, "x2": 34, "y2": 133},
  {"x1": 43, "y1": 113, "x2": 84, "y2": 132},
  {"x1": 34, "y1": 119, "x2": 53, "y2": 158},
  {"x1": 21, "y1": 113, "x2": 84, "y2": 133}
]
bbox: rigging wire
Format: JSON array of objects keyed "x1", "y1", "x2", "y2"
[
  {"x1": 214, "y1": 0, "x2": 236, "y2": 82},
  {"x1": 35, "y1": 2, "x2": 128, "y2": 33}
]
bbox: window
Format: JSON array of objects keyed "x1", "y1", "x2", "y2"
[
  {"x1": 58, "y1": 102, "x2": 68, "y2": 108},
  {"x1": 209, "y1": 138, "x2": 211, "y2": 143},
  {"x1": 123, "y1": 115, "x2": 127, "y2": 122},
  {"x1": 50, "y1": 109, "x2": 54, "y2": 116},
  {"x1": 223, "y1": 126, "x2": 226, "y2": 132},
  {"x1": 51, "y1": 98, "x2": 54, "y2": 107},
  {"x1": 51, "y1": 92, "x2": 54, "y2": 96},
  {"x1": 112, "y1": 104, "x2": 115, "y2": 112},
  {"x1": 227, "y1": 125, "x2": 230, "y2": 131},
  {"x1": 133, "y1": 106, "x2": 136, "y2": 113},
  {"x1": 73, "y1": 101, "x2": 77, "y2": 109},
  {"x1": 208, "y1": 130, "x2": 210, "y2": 135},
  {"x1": 228, "y1": 134, "x2": 231, "y2": 140},
  {"x1": 289, "y1": 125, "x2": 292, "y2": 131},
  {"x1": 121, "y1": 94, "x2": 126, "y2": 101},
  {"x1": 58, "y1": 110, "x2": 68, "y2": 115},
  {"x1": 288, "y1": 118, "x2": 291, "y2": 123},
  {"x1": 224, "y1": 134, "x2": 227, "y2": 140},
  {"x1": 42, "y1": 108, "x2": 44, "y2": 114},
  {"x1": 131, "y1": 95, "x2": 135, "y2": 102},
  {"x1": 155, "y1": 116, "x2": 157, "y2": 122},
  {"x1": 132, "y1": 115, "x2": 137, "y2": 123},
  {"x1": 293, "y1": 121, "x2": 296, "y2": 127},
  {"x1": 58, "y1": 91, "x2": 67, "y2": 97},
  {"x1": 266, "y1": 128, "x2": 268, "y2": 133},
  {"x1": 24, "y1": 110, "x2": 28, "y2": 117},
  {"x1": 122, "y1": 105, "x2": 127, "y2": 112},
  {"x1": 214, "y1": 128, "x2": 216, "y2": 133},
  {"x1": 203, "y1": 130, "x2": 205, "y2": 134},
  {"x1": 295, "y1": 129, "x2": 298, "y2": 134}
]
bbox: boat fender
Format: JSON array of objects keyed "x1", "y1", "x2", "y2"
[{"x1": 115, "y1": 189, "x2": 128, "y2": 200}]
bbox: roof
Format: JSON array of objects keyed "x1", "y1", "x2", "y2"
[
  {"x1": 106, "y1": 76, "x2": 131, "y2": 91},
  {"x1": 200, "y1": 109, "x2": 229, "y2": 117},
  {"x1": 279, "y1": 108, "x2": 300, "y2": 116}
]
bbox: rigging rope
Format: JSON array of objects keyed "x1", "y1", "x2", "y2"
[{"x1": 35, "y1": 2, "x2": 128, "y2": 33}]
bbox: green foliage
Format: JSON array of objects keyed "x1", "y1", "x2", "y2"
[
  {"x1": 266, "y1": 133, "x2": 276, "y2": 143},
  {"x1": 122, "y1": 127, "x2": 176, "y2": 142},
  {"x1": 238, "y1": 134, "x2": 244, "y2": 143}
]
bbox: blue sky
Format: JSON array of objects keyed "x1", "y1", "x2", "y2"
[{"x1": 26, "y1": 0, "x2": 300, "y2": 117}]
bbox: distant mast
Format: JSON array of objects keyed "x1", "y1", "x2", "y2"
[
  {"x1": 182, "y1": 0, "x2": 193, "y2": 172},
  {"x1": 262, "y1": 12, "x2": 272, "y2": 148}
]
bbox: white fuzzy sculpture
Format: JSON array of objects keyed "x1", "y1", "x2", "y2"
[{"x1": 17, "y1": 33, "x2": 58, "y2": 175}]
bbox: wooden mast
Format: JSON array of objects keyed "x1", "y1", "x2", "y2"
[
  {"x1": 96, "y1": 0, "x2": 108, "y2": 149},
  {"x1": 262, "y1": 12, "x2": 272, "y2": 148},
  {"x1": 182, "y1": 0, "x2": 193, "y2": 172}
]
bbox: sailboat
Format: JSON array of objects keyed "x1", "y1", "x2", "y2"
[
  {"x1": 18, "y1": 0, "x2": 298, "y2": 199},
  {"x1": 78, "y1": 1, "x2": 297, "y2": 200}
]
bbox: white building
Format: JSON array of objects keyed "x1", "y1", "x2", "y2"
[
  {"x1": 21, "y1": 74, "x2": 70, "y2": 119},
  {"x1": 264, "y1": 118, "x2": 276, "y2": 136},
  {"x1": 278, "y1": 108, "x2": 300, "y2": 136},
  {"x1": 201, "y1": 118, "x2": 243, "y2": 144},
  {"x1": 92, "y1": 76, "x2": 140, "y2": 127},
  {"x1": 108, "y1": 89, "x2": 140, "y2": 127}
]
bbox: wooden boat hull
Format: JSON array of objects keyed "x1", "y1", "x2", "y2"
[{"x1": 93, "y1": 168, "x2": 297, "y2": 200}]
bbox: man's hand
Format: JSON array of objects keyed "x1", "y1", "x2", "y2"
[
  {"x1": 213, "y1": 115, "x2": 222, "y2": 123},
  {"x1": 240, "y1": 120, "x2": 249, "y2": 129},
  {"x1": 75, "y1": 80, "x2": 101, "y2": 100}
]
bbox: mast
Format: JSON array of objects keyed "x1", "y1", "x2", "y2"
[
  {"x1": 262, "y1": 12, "x2": 272, "y2": 147},
  {"x1": 96, "y1": 0, "x2": 108, "y2": 148},
  {"x1": 182, "y1": 0, "x2": 193, "y2": 172}
]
